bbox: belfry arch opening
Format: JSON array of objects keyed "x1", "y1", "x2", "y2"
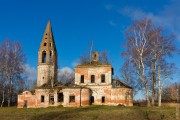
[{"x1": 42, "y1": 51, "x2": 46, "y2": 63}]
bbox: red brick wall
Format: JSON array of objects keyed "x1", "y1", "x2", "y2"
[{"x1": 63, "y1": 88, "x2": 90, "y2": 107}]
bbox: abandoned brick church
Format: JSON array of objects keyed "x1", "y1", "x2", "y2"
[{"x1": 17, "y1": 21, "x2": 133, "y2": 108}]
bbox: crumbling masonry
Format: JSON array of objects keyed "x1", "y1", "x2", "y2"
[{"x1": 17, "y1": 21, "x2": 133, "y2": 108}]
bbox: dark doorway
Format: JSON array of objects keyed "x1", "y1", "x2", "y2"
[
  {"x1": 49, "y1": 95, "x2": 54, "y2": 104},
  {"x1": 102, "y1": 96, "x2": 105, "y2": 103},
  {"x1": 58, "y1": 93, "x2": 63, "y2": 102},
  {"x1": 90, "y1": 96, "x2": 94, "y2": 104},
  {"x1": 23, "y1": 100, "x2": 27, "y2": 108},
  {"x1": 41, "y1": 95, "x2": 44, "y2": 103}
]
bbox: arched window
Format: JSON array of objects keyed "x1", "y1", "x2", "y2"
[
  {"x1": 93, "y1": 54, "x2": 96, "y2": 60},
  {"x1": 50, "y1": 51, "x2": 52, "y2": 63},
  {"x1": 42, "y1": 51, "x2": 46, "y2": 63}
]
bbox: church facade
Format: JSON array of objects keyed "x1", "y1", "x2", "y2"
[{"x1": 17, "y1": 21, "x2": 133, "y2": 108}]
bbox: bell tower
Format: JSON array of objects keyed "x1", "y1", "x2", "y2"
[{"x1": 37, "y1": 20, "x2": 58, "y2": 87}]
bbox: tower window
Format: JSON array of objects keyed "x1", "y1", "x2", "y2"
[
  {"x1": 42, "y1": 51, "x2": 46, "y2": 63},
  {"x1": 50, "y1": 51, "x2": 52, "y2": 63},
  {"x1": 91, "y1": 75, "x2": 95, "y2": 83},
  {"x1": 69, "y1": 96, "x2": 75, "y2": 103},
  {"x1": 80, "y1": 75, "x2": 84, "y2": 83},
  {"x1": 50, "y1": 43, "x2": 52, "y2": 47},
  {"x1": 101, "y1": 74, "x2": 105, "y2": 83},
  {"x1": 92, "y1": 52, "x2": 99, "y2": 62},
  {"x1": 102, "y1": 96, "x2": 105, "y2": 103},
  {"x1": 44, "y1": 42, "x2": 47, "y2": 46},
  {"x1": 41, "y1": 95, "x2": 44, "y2": 103},
  {"x1": 93, "y1": 54, "x2": 96, "y2": 60}
]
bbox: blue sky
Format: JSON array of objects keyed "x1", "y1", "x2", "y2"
[{"x1": 0, "y1": 0, "x2": 179, "y2": 90}]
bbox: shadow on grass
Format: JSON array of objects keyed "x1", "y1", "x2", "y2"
[
  {"x1": 30, "y1": 106, "x2": 176, "y2": 120},
  {"x1": 30, "y1": 106, "x2": 145, "y2": 120}
]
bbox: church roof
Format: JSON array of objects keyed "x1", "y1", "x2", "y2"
[
  {"x1": 112, "y1": 78, "x2": 132, "y2": 89},
  {"x1": 75, "y1": 61, "x2": 111, "y2": 68}
]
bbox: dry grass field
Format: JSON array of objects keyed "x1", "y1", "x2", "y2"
[{"x1": 0, "y1": 105, "x2": 179, "y2": 120}]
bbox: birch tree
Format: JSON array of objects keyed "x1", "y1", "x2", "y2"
[
  {"x1": 123, "y1": 17, "x2": 176, "y2": 106},
  {"x1": 157, "y1": 60, "x2": 175, "y2": 106},
  {"x1": 148, "y1": 25, "x2": 175, "y2": 106},
  {"x1": 123, "y1": 18, "x2": 152, "y2": 106}
]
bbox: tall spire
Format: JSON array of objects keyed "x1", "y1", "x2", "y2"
[
  {"x1": 37, "y1": 20, "x2": 58, "y2": 87},
  {"x1": 39, "y1": 20, "x2": 56, "y2": 52}
]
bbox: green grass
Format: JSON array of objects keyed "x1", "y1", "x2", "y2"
[{"x1": 0, "y1": 105, "x2": 178, "y2": 120}]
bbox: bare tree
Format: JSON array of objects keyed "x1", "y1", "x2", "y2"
[
  {"x1": 157, "y1": 60, "x2": 176, "y2": 106},
  {"x1": 123, "y1": 17, "x2": 176, "y2": 106},
  {"x1": 100, "y1": 51, "x2": 110, "y2": 64},
  {"x1": 147, "y1": 25, "x2": 176, "y2": 106},
  {"x1": 162, "y1": 82, "x2": 180, "y2": 102},
  {"x1": 120, "y1": 59, "x2": 140, "y2": 97},
  {"x1": 79, "y1": 53, "x2": 91, "y2": 65},
  {"x1": 58, "y1": 67, "x2": 74, "y2": 85},
  {"x1": 123, "y1": 18, "x2": 153, "y2": 106},
  {"x1": 0, "y1": 39, "x2": 26, "y2": 107},
  {"x1": 0, "y1": 40, "x2": 9, "y2": 107}
]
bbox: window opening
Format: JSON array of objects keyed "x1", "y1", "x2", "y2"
[
  {"x1": 101, "y1": 74, "x2": 105, "y2": 83},
  {"x1": 50, "y1": 51, "x2": 52, "y2": 63},
  {"x1": 94, "y1": 54, "x2": 96, "y2": 60},
  {"x1": 80, "y1": 75, "x2": 84, "y2": 83},
  {"x1": 91, "y1": 75, "x2": 95, "y2": 83},
  {"x1": 58, "y1": 93, "x2": 63, "y2": 102},
  {"x1": 91, "y1": 96, "x2": 94, "y2": 104},
  {"x1": 49, "y1": 95, "x2": 54, "y2": 104},
  {"x1": 102, "y1": 96, "x2": 105, "y2": 103},
  {"x1": 41, "y1": 95, "x2": 44, "y2": 103},
  {"x1": 42, "y1": 51, "x2": 46, "y2": 63},
  {"x1": 69, "y1": 96, "x2": 75, "y2": 103},
  {"x1": 44, "y1": 42, "x2": 47, "y2": 46}
]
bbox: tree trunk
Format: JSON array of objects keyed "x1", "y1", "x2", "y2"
[
  {"x1": 7, "y1": 89, "x2": 11, "y2": 107},
  {"x1": 145, "y1": 85, "x2": 151, "y2": 107},
  {"x1": 7, "y1": 78, "x2": 12, "y2": 107},
  {"x1": 158, "y1": 88, "x2": 162, "y2": 107},
  {"x1": 151, "y1": 72, "x2": 155, "y2": 106},
  {"x1": 158, "y1": 66, "x2": 161, "y2": 107},
  {"x1": 1, "y1": 90, "x2": 5, "y2": 107},
  {"x1": 151, "y1": 60, "x2": 157, "y2": 106}
]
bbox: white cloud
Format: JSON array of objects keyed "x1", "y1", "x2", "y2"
[
  {"x1": 24, "y1": 64, "x2": 37, "y2": 81},
  {"x1": 24, "y1": 64, "x2": 75, "y2": 84},
  {"x1": 58, "y1": 67, "x2": 74, "y2": 83},
  {"x1": 119, "y1": 0, "x2": 180, "y2": 41}
]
